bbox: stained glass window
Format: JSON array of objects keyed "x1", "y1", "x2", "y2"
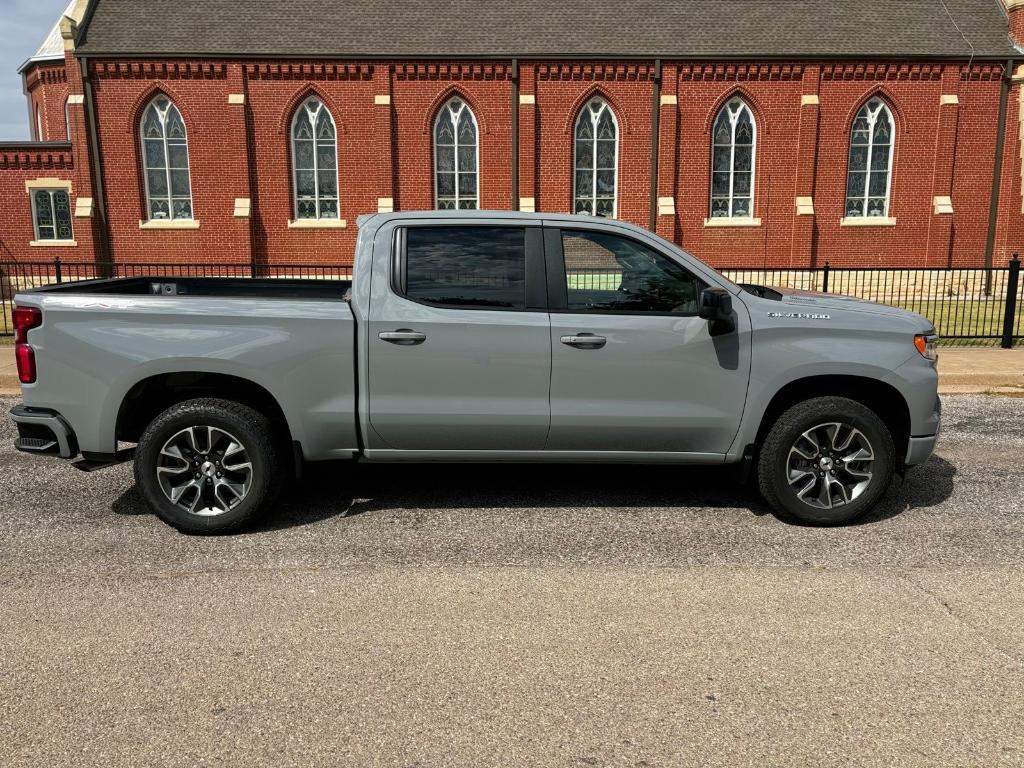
[
  {"x1": 845, "y1": 98, "x2": 894, "y2": 218},
  {"x1": 574, "y1": 98, "x2": 617, "y2": 218},
  {"x1": 140, "y1": 97, "x2": 193, "y2": 221},
  {"x1": 710, "y1": 98, "x2": 756, "y2": 218},
  {"x1": 434, "y1": 98, "x2": 478, "y2": 210},
  {"x1": 291, "y1": 97, "x2": 339, "y2": 220},
  {"x1": 32, "y1": 189, "x2": 73, "y2": 241}
]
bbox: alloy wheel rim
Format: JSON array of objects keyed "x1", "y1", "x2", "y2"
[
  {"x1": 156, "y1": 426, "x2": 253, "y2": 516},
  {"x1": 786, "y1": 422, "x2": 874, "y2": 510}
]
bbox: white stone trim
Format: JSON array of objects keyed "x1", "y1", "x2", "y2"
[
  {"x1": 377, "y1": 197, "x2": 394, "y2": 213},
  {"x1": 519, "y1": 196, "x2": 535, "y2": 213},
  {"x1": 840, "y1": 216, "x2": 897, "y2": 227},
  {"x1": 227, "y1": 93, "x2": 245, "y2": 105},
  {"x1": 74, "y1": 197, "x2": 93, "y2": 218},
  {"x1": 25, "y1": 177, "x2": 71, "y2": 193},
  {"x1": 288, "y1": 218, "x2": 347, "y2": 229},
  {"x1": 67, "y1": 94, "x2": 85, "y2": 105},
  {"x1": 703, "y1": 217, "x2": 761, "y2": 228},
  {"x1": 374, "y1": 94, "x2": 391, "y2": 106},
  {"x1": 801, "y1": 94, "x2": 820, "y2": 106},
  {"x1": 139, "y1": 219, "x2": 201, "y2": 230},
  {"x1": 519, "y1": 94, "x2": 535, "y2": 105},
  {"x1": 233, "y1": 197, "x2": 251, "y2": 217},
  {"x1": 795, "y1": 196, "x2": 815, "y2": 216},
  {"x1": 30, "y1": 239, "x2": 77, "y2": 247},
  {"x1": 933, "y1": 196, "x2": 954, "y2": 215},
  {"x1": 657, "y1": 196, "x2": 675, "y2": 216},
  {"x1": 659, "y1": 94, "x2": 677, "y2": 106},
  {"x1": 939, "y1": 94, "x2": 960, "y2": 106}
]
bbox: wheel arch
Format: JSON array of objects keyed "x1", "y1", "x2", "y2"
[
  {"x1": 753, "y1": 375, "x2": 911, "y2": 460},
  {"x1": 116, "y1": 372, "x2": 294, "y2": 448}
]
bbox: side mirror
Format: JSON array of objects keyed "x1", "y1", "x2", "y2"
[{"x1": 699, "y1": 288, "x2": 736, "y2": 335}]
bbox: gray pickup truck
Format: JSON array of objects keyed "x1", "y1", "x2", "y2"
[{"x1": 10, "y1": 212, "x2": 940, "y2": 532}]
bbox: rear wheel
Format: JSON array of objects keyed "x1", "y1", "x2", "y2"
[
  {"x1": 757, "y1": 396, "x2": 895, "y2": 525},
  {"x1": 134, "y1": 398, "x2": 283, "y2": 534}
]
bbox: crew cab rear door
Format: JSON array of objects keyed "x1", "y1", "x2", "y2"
[
  {"x1": 366, "y1": 220, "x2": 551, "y2": 450},
  {"x1": 543, "y1": 224, "x2": 751, "y2": 455}
]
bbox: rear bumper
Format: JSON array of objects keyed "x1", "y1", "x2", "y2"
[{"x1": 9, "y1": 405, "x2": 79, "y2": 459}]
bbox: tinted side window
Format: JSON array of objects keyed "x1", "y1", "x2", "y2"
[
  {"x1": 562, "y1": 230, "x2": 703, "y2": 314},
  {"x1": 404, "y1": 226, "x2": 526, "y2": 309}
]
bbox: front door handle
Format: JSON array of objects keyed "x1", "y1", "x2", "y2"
[
  {"x1": 379, "y1": 329, "x2": 427, "y2": 345},
  {"x1": 560, "y1": 333, "x2": 607, "y2": 349}
]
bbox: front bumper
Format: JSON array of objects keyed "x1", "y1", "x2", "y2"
[
  {"x1": 10, "y1": 405, "x2": 79, "y2": 459},
  {"x1": 905, "y1": 396, "x2": 941, "y2": 467}
]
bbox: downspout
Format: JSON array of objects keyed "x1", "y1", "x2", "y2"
[
  {"x1": 648, "y1": 59, "x2": 662, "y2": 232},
  {"x1": 511, "y1": 58, "x2": 519, "y2": 210},
  {"x1": 983, "y1": 58, "x2": 1013, "y2": 285},
  {"x1": 80, "y1": 55, "x2": 111, "y2": 268}
]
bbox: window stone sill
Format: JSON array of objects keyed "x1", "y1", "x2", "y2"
[
  {"x1": 840, "y1": 217, "x2": 896, "y2": 227},
  {"x1": 288, "y1": 218, "x2": 347, "y2": 229},
  {"x1": 29, "y1": 239, "x2": 77, "y2": 247},
  {"x1": 139, "y1": 219, "x2": 201, "y2": 230},
  {"x1": 703, "y1": 217, "x2": 762, "y2": 228}
]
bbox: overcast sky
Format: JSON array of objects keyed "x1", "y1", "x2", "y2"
[{"x1": 0, "y1": 0, "x2": 70, "y2": 140}]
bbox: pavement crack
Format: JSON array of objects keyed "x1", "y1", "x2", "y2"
[{"x1": 898, "y1": 571, "x2": 1024, "y2": 666}]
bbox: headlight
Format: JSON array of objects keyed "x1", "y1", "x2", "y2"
[{"x1": 914, "y1": 333, "x2": 939, "y2": 362}]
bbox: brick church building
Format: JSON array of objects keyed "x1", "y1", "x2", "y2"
[{"x1": 3, "y1": 0, "x2": 1024, "y2": 270}]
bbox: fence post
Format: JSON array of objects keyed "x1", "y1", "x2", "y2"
[
  {"x1": 821, "y1": 261, "x2": 830, "y2": 294},
  {"x1": 1001, "y1": 253, "x2": 1021, "y2": 349},
  {"x1": 53, "y1": 256, "x2": 62, "y2": 284}
]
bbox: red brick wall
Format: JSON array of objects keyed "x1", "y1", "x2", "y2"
[
  {"x1": 3, "y1": 56, "x2": 1023, "y2": 270},
  {"x1": 24, "y1": 61, "x2": 70, "y2": 142},
  {"x1": 668, "y1": 63, "x2": 805, "y2": 269},
  {"x1": 0, "y1": 144, "x2": 98, "y2": 261}
]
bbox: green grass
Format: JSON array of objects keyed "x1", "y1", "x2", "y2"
[{"x1": 889, "y1": 299, "x2": 1012, "y2": 344}]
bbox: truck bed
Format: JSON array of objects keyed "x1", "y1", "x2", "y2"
[
  {"x1": 15, "y1": 276, "x2": 358, "y2": 462},
  {"x1": 29, "y1": 276, "x2": 351, "y2": 301}
]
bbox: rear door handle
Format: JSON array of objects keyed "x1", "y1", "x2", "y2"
[
  {"x1": 379, "y1": 329, "x2": 427, "y2": 345},
  {"x1": 560, "y1": 333, "x2": 607, "y2": 349}
]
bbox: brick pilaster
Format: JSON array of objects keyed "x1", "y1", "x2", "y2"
[
  {"x1": 790, "y1": 65, "x2": 820, "y2": 266},
  {"x1": 374, "y1": 65, "x2": 395, "y2": 211},
  {"x1": 517, "y1": 63, "x2": 537, "y2": 212},
  {"x1": 926, "y1": 66, "x2": 961, "y2": 266},
  {"x1": 655, "y1": 64, "x2": 679, "y2": 242}
]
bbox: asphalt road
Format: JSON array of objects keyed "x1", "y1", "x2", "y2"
[{"x1": 1, "y1": 394, "x2": 1023, "y2": 768}]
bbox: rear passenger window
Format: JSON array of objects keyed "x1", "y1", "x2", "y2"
[{"x1": 403, "y1": 226, "x2": 526, "y2": 309}]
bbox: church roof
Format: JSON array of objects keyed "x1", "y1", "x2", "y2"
[
  {"x1": 18, "y1": 0, "x2": 88, "y2": 73},
  {"x1": 74, "y1": 0, "x2": 1019, "y2": 60}
]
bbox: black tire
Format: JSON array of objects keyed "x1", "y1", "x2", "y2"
[
  {"x1": 757, "y1": 396, "x2": 895, "y2": 526},
  {"x1": 133, "y1": 398, "x2": 284, "y2": 534}
]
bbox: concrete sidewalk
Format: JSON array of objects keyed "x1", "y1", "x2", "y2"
[{"x1": 0, "y1": 346, "x2": 1022, "y2": 396}]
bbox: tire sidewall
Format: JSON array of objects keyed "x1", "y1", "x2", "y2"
[
  {"x1": 135, "y1": 401, "x2": 276, "y2": 534},
  {"x1": 767, "y1": 399, "x2": 894, "y2": 525}
]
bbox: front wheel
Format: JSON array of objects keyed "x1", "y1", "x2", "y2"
[
  {"x1": 134, "y1": 398, "x2": 284, "y2": 534},
  {"x1": 757, "y1": 396, "x2": 895, "y2": 525}
]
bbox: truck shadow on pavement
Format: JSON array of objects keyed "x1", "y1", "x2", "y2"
[{"x1": 239, "y1": 453, "x2": 956, "y2": 532}]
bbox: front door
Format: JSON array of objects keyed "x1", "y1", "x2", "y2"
[
  {"x1": 545, "y1": 226, "x2": 750, "y2": 454},
  {"x1": 367, "y1": 222, "x2": 551, "y2": 451}
]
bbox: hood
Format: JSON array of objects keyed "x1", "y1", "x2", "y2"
[{"x1": 750, "y1": 285, "x2": 935, "y2": 330}]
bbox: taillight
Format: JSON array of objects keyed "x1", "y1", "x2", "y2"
[{"x1": 13, "y1": 306, "x2": 42, "y2": 384}]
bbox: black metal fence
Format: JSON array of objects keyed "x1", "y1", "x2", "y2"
[{"x1": 1, "y1": 256, "x2": 1021, "y2": 347}]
